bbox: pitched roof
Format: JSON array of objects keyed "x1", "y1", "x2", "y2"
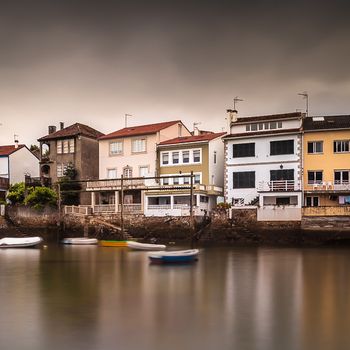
[
  {"x1": 303, "y1": 115, "x2": 350, "y2": 131},
  {"x1": 223, "y1": 128, "x2": 301, "y2": 139},
  {"x1": 99, "y1": 120, "x2": 181, "y2": 140},
  {"x1": 0, "y1": 144, "x2": 25, "y2": 156},
  {"x1": 235, "y1": 112, "x2": 303, "y2": 124},
  {"x1": 159, "y1": 132, "x2": 226, "y2": 146},
  {"x1": 38, "y1": 123, "x2": 104, "y2": 141}
]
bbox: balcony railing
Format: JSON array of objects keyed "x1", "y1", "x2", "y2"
[
  {"x1": 307, "y1": 181, "x2": 350, "y2": 191},
  {"x1": 86, "y1": 178, "x2": 145, "y2": 190},
  {"x1": 0, "y1": 177, "x2": 9, "y2": 190},
  {"x1": 258, "y1": 180, "x2": 301, "y2": 192}
]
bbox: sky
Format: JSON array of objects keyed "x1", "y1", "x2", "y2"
[{"x1": 1, "y1": 0, "x2": 350, "y2": 145}]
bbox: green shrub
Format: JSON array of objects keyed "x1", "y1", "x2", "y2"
[
  {"x1": 7, "y1": 182, "x2": 31, "y2": 204},
  {"x1": 24, "y1": 187, "x2": 57, "y2": 208}
]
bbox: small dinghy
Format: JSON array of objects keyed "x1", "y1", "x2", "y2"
[
  {"x1": 62, "y1": 238, "x2": 98, "y2": 245},
  {"x1": 127, "y1": 241, "x2": 166, "y2": 251},
  {"x1": 148, "y1": 249, "x2": 199, "y2": 264},
  {"x1": 0, "y1": 236, "x2": 43, "y2": 248},
  {"x1": 99, "y1": 240, "x2": 128, "y2": 247}
]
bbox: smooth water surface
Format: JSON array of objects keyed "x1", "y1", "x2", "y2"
[{"x1": 1, "y1": 243, "x2": 350, "y2": 350}]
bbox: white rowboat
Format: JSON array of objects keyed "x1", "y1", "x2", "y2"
[
  {"x1": 127, "y1": 241, "x2": 166, "y2": 251},
  {"x1": 148, "y1": 249, "x2": 199, "y2": 263},
  {"x1": 62, "y1": 238, "x2": 98, "y2": 245},
  {"x1": 0, "y1": 236, "x2": 43, "y2": 248}
]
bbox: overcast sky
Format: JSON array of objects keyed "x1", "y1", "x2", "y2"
[{"x1": 1, "y1": 0, "x2": 350, "y2": 145}]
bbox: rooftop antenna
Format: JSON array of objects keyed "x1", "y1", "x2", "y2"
[
  {"x1": 193, "y1": 122, "x2": 201, "y2": 135},
  {"x1": 233, "y1": 96, "x2": 243, "y2": 111},
  {"x1": 125, "y1": 114, "x2": 132, "y2": 128},
  {"x1": 298, "y1": 92, "x2": 309, "y2": 116}
]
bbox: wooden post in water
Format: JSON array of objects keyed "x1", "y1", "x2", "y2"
[
  {"x1": 190, "y1": 171, "x2": 195, "y2": 248},
  {"x1": 120, "y1": 175, "x2": 124, "y2": 238}
]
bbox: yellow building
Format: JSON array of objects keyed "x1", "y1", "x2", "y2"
[
  {"x1": 303, "y1": 115, "x2": 350, "y2": 211},
  {"x1": 144, "y1": 131, "x2": 225, "y2": 216}
]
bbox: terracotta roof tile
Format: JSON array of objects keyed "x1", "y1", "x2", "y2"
[
  {"x1": 99, "y1": 120, "x2": 182, "y2": 140},
  {"x1": 0, "y1": 144, "x2": 25, "y2": 156},
  {"x1": 38, "y1": 123, "x2": 104, "y2": 141},
  {"x1": 159, "y1": 132, "x2": 226, "y2": 146}
]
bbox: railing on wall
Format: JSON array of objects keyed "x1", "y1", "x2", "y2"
[{"x1": 258, "y1": 180, "x2": 301, "y2": 192}]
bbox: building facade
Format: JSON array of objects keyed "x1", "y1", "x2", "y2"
[
  {"x1": 224, "y1": 111, "x2": 304, "y2": 221},
  {"x1": 0, "y1": 144, "x2": 39, "y2": 200},
  {"x1": 38, "y1": 123, "x2": 103, "y2": 203},
  {"x1": 144, "y1": 131, "x2": 225, "y2": 216},
  {"x1": 303, "y1": 115, "x2": 350, "y2": 214}
]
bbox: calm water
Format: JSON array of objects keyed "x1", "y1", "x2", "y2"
[{"x1": 0, "y1": 242, "x2": 350, "y2": 350}]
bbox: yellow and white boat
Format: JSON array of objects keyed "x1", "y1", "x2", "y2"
[{"x1": 99, "y1": 240, "x2": 128, "y2": 247}]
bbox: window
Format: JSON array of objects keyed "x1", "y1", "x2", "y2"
[
  {"x1": 258, "y1": 123, "x2": 264, "y2": 130},
  {"x1": 334, "y1": 170, "x2": 350, "y2": 184},
  {"x1": 232, "y1": 171, "x2": 255, "y2": 188},
  {"x1": 132, "y1": 138, "x2": 146, "y2": 153},
  {"x1": 270, "y1": 169, "x2": 294, "y2": 181},
  {"x1": 246, "y1": 125, "x2": 251, "y2": 131},
  {"x1": 172, "y1": 152, "x2": 179, "y2": 164},
  {"x1": 200, "y1": 196, "x2": 209, "y2": 203},
  {"x1": 232, "y1": 143, "x2": 255, "y2": 158},
  {"x1": 162, "y1": 177, "x2": 169, "y2": 185},
  {"x1": 308, "y1": 141, "x2": 323, "y2": 154},
  {"x1": 107, "y1": 168, "x2": 117, "y2": 179},
  {"x1": 139, "y1": 166, "x2": 149, "y2": 177},
  {"x1": 57, "y1": 164, "x2": 63, "y2": 178},
  {"x1": 69, "y1": 139, "x2": 75, "y2": 153},
  {"x1": 194, "y1": 174, "x2": 201, "y2": 184},
  {"x1": 183, "y1": 151, "x2": 190, "y2": 163},
  {"x1": 173, "y1": 177, "x2": 180, "y2": 185},
  {"x1": 306, "y1": 196, "x2": 319, "y2": 207},
  {"x1": 308, "y1": 171, "x2": 323, "y2": 184},
  {"x1": 276, "y1": 197, "x2": 290, "y2": 206},
  {"x1": 334, "y1": 140, "x2": 350, "y2": 153},
  {"x1": 251, "y1": 123, "x2": 258, "y2": 131},
  {"x1": 277, "y1": 122, "x2": 282, "y2": 128},
  {"x1": 63, "y1": 140, "x2": 69, "y2": 154},
  {"x1": 270, "y1": 122, "x2": 277, "y2": 129},
  {"x1": 123, "y1": 167, "x2": 133, "y2": 178},
  {"x1": 110, "y1": 141, "x2": 123, "y2": 155},
  {"x1": 270, "y1": 140, "x2": 294, "y2": 155},
  {"x1": 162, "y1": 153, "x2": 169, "y2": 165},
  {"x1": 57, "y1": 141, "x2": 62, "y2": 154},
  {"x1": 183, "y1": 176, "x2": 190, "y2": 184},
  {"x1": 264, "y1": 123, "x2": 269, "y2": 130},
  {"x1": 214, "y1": 151, "x2": 217, "y2": 164},
  {"x1": 193, "y1": 150, "x2": 201, "y2": 163}
]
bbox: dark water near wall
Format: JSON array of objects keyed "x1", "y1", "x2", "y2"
[{"x1": 1, "y1": 243, "x2": 350, "y2": 350}]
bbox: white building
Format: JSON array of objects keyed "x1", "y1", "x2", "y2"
[
  {"x1": 0, "y1": 144, "x2": 39, "y2": 200},
  {"x1": 223, "y1": 111, "x2": 303, "y2": 221}
]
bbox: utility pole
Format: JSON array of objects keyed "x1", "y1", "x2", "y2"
[
  {"x1": 125, "y1": 114, "x2": 132, "y2": 128},
  {"x1": 298, "y1": 92, "x2": 309, "y2": 116}
]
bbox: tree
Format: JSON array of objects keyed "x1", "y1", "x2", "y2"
[
  {"x1": 7, "y1": 182, "x2": 29, "y2": 204},
  {"x1": 24, "y1": 187, "x2": 57, "y2": 209},
  {"x1": 59, "y1": 163, "x2": 81, "y2": 205},
  {"x1": 29, "y1": 144, "x2": 40, "y2": 158}
]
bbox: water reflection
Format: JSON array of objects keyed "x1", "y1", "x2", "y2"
[{"x1": 0, "y1": 245, "x2": 350, "y2": 350}]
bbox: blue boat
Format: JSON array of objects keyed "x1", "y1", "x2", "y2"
[{"x1": 148, "y1": 249, "x2": 199, "y2": 264}]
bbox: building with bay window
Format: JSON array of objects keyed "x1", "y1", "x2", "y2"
[
  {"x1": 144, "y1": 131, "x2": 225, "y2": 216},
  {"x1": 223, "y1": 111, "x2": 304, "y2": 221}
]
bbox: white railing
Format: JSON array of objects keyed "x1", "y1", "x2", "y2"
[
  {"x1": 119, "y1": 204, "x2": 142, "y2": 212},
  {"x1": 64, "y1": 205, "x2": 92, "y2": 215},
  {"x1": 258, "y1": 180, "x2": 301, "y2": 192},
  {"x1": 334, "y1": 181, "x2": 350, "y2": 191},
  {"x1": 147, "y1": 204, "x2": 172, "y2": 210},
  {"x1": 93, "y1": 204, "x2": 116, "y2": 213},
  {"x1": 307, "y1": 181, "x2": 350, "y2": 191},
  {"x1": 87, "y1": 178, "x2": 145, "y2": 190},
  {"x1": 173, "y1": 204, "x2": 190, "y2": 209}
]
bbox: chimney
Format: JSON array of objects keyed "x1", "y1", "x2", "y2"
[
  {"x1": 60, "y1": 122, "x2": 65, "y2": 130},
  {"x1": 48, "y1": 125, "x2": 57, "y2": 134},
  {"x1": 226, "y1": 109, "x2": 238, "y2": 133},
  {"x1": 14, "y1": 135, "x2": 19, "y2": 149},
  {"x1": 193, "y1": 126, "x2": 200, "y2": 136}
]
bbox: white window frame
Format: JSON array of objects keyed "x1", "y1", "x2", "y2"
[
  {"x1": 334, "y1": 140, "x2": 350, "y2": 153},
  {"x1": 107, "y1": 168, "x2": 117, "y2": 179},
  {"x1": 193, "y1": 149, "x2": 201, "y2": 163},
  {"x1": 123, "y1": 166, "x2": 133, "y2": 178},
  {"x1": 139, "y1": 165, "x2": 149, "y2": 177},
  {"x1": 161, "y1": 152, "x2": 169, "y2": 165},
  {"x1": 308, "y1": 141, "x2": 323, "y2": 154},
  {"x1": 132, "y1": 138, "x2": 147, "y2": 153},
  {"x1": 57, "y1": 140, "x2": 62, "y2": 154},
  {"x1": 57, "y1": 164, "x2": 63, "y2": 178},
  {"x1": 109, "y1": 141, "x2": 123, "y2": 156}
]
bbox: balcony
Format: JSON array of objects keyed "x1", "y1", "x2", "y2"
[
  {"x1": 258, "y1": 180, "x2": 301, "y2": 192},
  {"x1": 305, "y1": 181, "x2": 350, "y2": 192},
  {"x1": 86, "y1": 178, "x2": 146, "y2": 191},
  {"x1": 0, "y1": 177, "x2": 9, "y2": 191}
]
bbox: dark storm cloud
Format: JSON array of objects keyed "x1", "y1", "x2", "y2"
[{"x1": 1, "y1": 0, "x2": 350, "y2": 144}]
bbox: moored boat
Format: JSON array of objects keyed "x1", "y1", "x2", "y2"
[
  {"x1": 148, "y1": 249, "x2": 199, "y2": 264},
  {"x1": 99, "y1": 240, "x2": 128, "y2": 247},
  {"x1": 127, "y1": 241, "x2": 166, "y2": 251},
  {"x1": 62, "y1": 237, "x2": 98, "y2": 245},
  {"x1": 0, "y1": 236, "x2": 43, "y2": 248}
]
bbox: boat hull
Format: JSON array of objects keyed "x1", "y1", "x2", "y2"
[
  {"x1": 0, "y1": 237, "x2": 43, "y2": 248},
  {"x1": 62, "y1": 238, "x2": 98, "y2": 245},
  {"x1": 148, "y1": 249, "x2": 199, "y2": 264},
  {"x1": 127, "y1": 241, "x2": 166, "y2": 251}
]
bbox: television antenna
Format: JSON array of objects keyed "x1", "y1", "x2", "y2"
[
  {"x1": 125, "y1": 114, "x2": 132, "y2": 127},
  {"x1": 233, "y1": 96, "x2": 243, "y2": 110},
  {"x1": 298, "y1": 92, "x2": 309, "y2": 116}
]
